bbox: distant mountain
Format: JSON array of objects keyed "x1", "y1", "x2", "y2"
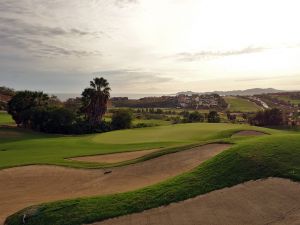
[{"x1": 177, "y1": 88, "x2": 285, "y2": 96}]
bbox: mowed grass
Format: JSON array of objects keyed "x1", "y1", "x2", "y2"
[
  {"x1": 5, "y1": 133, "x2": 300, "y2": 225},
  {"x1": 0, "y1": 123, "x2": 279, "y2": 169},
  {"x1": 224, "y1": 96, "x2": 261, "y2": 112},
  {"x1": 0, "y1": 111, "x2": 14, "y2": 125}
]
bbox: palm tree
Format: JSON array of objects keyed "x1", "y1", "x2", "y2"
[{"x1": 81, "y1": 77, "x2": 111, "y2": 125}]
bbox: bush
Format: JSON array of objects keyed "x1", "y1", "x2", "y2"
[
  {"x1": 28, "y1": 106, "x2": 76, "y2": 133},
  {"x1": 111, "y1": 110, "x2": 133, "y2": 130},
  {"x1": 188, "y1": 111, "x2": 204, "y2": 122},
  {"x1": 249, "y1": 108, "x2": 283, "y2": 126},
  {"x1": 8, "y1": 91, "x2": 49, "y2": 126},
  {"x1": 207, "y1": 111, "x2": 220, "y2": 123}
]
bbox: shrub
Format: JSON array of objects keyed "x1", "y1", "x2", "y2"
[
  {"x1": 249, "y1": 108, "x2": 283, "y2": 126},
  {"x1": 111, "y1": 109, "x2": 133, "y2": 130},
  {"x1": 207, "y1": 111, "x2": 220, "y2": 123},
  {"x1": 28, "y1": 106, "x2": 76, "y2": 133},
  {"x1": 8, "y1": 91, "x2": 49, "y2": 126}
]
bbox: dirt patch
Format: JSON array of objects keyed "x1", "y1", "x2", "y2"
[
  {"x1": 70, "y1": 149, "x2": 161, "y2": 164},
  {"x1": 93, "y1": 178, "x2": 300, "y2": 225},
  {"x1": 0, "y1": 143, "x2": 230, "y2": 224},
  {"x1": 232, "y1": 130, "x2": 267, "y2": 137}
]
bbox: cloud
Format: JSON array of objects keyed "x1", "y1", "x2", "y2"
[
  {"x1": 0, "y1": 33, "x2": 102, "y2": 58},
  {"x1": 171, "y1": 46, "x2": 268, "y2": 62},
  {"x1": 0, "y1": 17, "x2": 104, "y2": 38},
  {"x1": 93, "y1": 69, "x2": 172, "y2": 92},
  {"x1": 0, "y1": 0, "x2": 34, "y2": 16},
  {"x1": 114, "y1": 0, "x2": 139, "y2": 7},
  {"x1": 0, "y1": 16, "x2": 103, "y2": 58},
  {"x1": 235, "y1": 74, "x2": 300, "y2": 82}
]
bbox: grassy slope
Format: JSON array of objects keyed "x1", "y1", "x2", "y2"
[
  {"x1": 0, "y1": 123, "x2": 278, "y2": 169},
  {"x1": 274, "y1": 95, "x2": 300, "y2": 105},
  {"x1": 224, "y1": 96, "x2": 261, "y2": 112},
  {"x1": 0, "y1": 111, "x2": 14, "y2": 125},
  {"x1": 5, "y1": 133, "x2": 300, "y2": 225}
]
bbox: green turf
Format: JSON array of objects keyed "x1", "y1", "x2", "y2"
[
  {"x1": 5, "y1": 132, "x2": 300, "y2": 225},
  {"x1": 0, "y1": 111, "x2": 14, "y2": 125},
  {"x1": 224, "y1": 96, "x2": 261, "y2": 112},
  {"x1": 132, "y1": 118, "x2": 172, "y2": 126},
  {"x1": 0, "y1": 123, "x2": 279, "y2": 169}
]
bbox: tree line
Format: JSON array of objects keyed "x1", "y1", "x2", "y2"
[{"x1": 7, "y1": 77, "x2": 132, "y2": 134}]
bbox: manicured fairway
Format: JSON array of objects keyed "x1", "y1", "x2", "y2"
[
  {"x1": 224, "y1": 96, "x2": 261, "y2": 112},
  {"x1": 0, "y1": 123, "x2": 280, "y2": 169}
]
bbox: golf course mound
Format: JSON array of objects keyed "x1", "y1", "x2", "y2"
[
  {"x1": 5, "y1": 133, "x2": 300, "y2": 225},
  {"x1": 69, "y1": 148, "x2": 162, "y2": 164},
  {"x1": 0, "y1": 143, "x2": 230, "y2": 224},
  {"x1": 232, "y1": 130, "x2": 267, "y2": 137},
  {"x1": 92, "y1": 178, "x2": 300, "y2": 225}
]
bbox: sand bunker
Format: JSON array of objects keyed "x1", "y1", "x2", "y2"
[
  {"x1": 0, "y1": 143, "x2": 230, "y2": 224},
  {"x1": 70, "y1": 148, "x2": 161, "y2": 164},
  {"x1": 232, "y1": 130, "x2": 267, "y2": 137},
  {"x1": 93, "y1": 178, "x2": 300, "y2": 225}
]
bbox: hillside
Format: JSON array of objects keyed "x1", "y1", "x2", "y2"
[
  {"x1": 177, "y1": 88, "x2": 284, "y2": 96},
  {"x1": 224, "y1": 96, "x2": 262, "y2": 112}
]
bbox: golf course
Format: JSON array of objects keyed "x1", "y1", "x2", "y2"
[
  {"x1": 1, "y1": 111, "x2": 300, "y2": 225},
  {"x1": 224, "y1": 96, "x2": 262, "y2": 112}
]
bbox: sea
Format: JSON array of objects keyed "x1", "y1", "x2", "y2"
[{"x1": 54, "y1": 93, "x2": 173, "y2": 101}]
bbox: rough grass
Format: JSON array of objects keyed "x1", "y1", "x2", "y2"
[
  {"x1": 5, "y1": 133, "x2": 300, "y2": 225},
  {"x1": 0, "y1": 123, "x2": 281, "y2": 169},
  {"x1": 224, "y1": 96, "x2": 261, "y2": 112}
]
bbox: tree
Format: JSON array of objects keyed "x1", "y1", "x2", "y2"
[
  {"x1": 183, "y1": 111, "x2": 204, "y2": 123},
  {"x1": 249, "y1": 108, "x2": 283, "y2": 126},
  {"x1": 8, "y1": 91, "x2": 49, "y2": 126},
  {"x1": 64, "y1": 97, "x2": 82, "y2": 113},
  {"x1": 207, "y1": 111, "x2": 220, "y2": 123},
  {"x1": 81, "y1": 77, "x2": 111, "y2": 126},
  {"x1": 111, "y1": 109, "x2": 132, "y2": 130},
  {"x1": 28, "y1": 106, "x2": 76, "y2": 133}
]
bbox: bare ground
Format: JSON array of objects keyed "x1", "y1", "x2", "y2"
[
  {"x1": 69, "y1": 148, "x2": 161, "y2": 164},
  {"x1": 0, "y1": 143, "x2": 230, "y2": 224},
  {"x1": 232, "y1": 130, "x2": 267, "y2": 137},
  {"x1": 92, "y1": 178, "x2": 300, "y2": 225}
]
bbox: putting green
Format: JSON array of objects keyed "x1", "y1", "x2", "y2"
[{"x1": 0, "y1": 123, "x2": 281, "y2": 170}]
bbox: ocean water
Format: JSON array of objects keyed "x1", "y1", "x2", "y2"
[{"x1": 54, "y1": 93, "x2": 173, "y2": 101}]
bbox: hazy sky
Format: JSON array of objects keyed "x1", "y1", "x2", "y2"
[{"x1": 1, "y1": 0, "x2": 300, "y2": 95}]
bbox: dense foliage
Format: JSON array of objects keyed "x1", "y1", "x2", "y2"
[
  {"x1": 207, "y1": 111, "x2": 220, "y2": 123},
  {"x1": 249, "y1": 108, "x2": 283, "y2": 126},
  {"x1": 7, "y1": 78, "x2": 113, "y2": 134},
  {"x1": 81, "y1": 77, "x2": 110, "y2": 125},
  {"x1": 111, "y1": 109, "x2": 133, "y2": 130},
  {"x1": 7, "y1": 91, "x2": 49, "y2": 126},
  {"x1": 182, "y1": 111, "x2": 205, "y2": 123}
]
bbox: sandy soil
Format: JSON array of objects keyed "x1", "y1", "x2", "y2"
[
  {"x1": 93, "y1": 178, "x2": 300, "y2": 225},
  {"x1": 0, "y1": 143, "x2": 230, "y2": 224},
  {"x1": 232, "y1": 130, "x2": 267, "y2": 137},
  {"x1": 70, "y1": 148, "x2": 161, "y2": 164}
]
